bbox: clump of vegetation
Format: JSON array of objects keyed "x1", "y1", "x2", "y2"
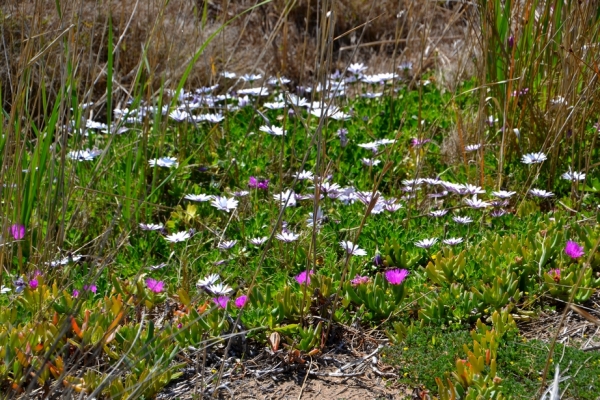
[{"x1": 1, "y1": 0, "x2": 599, "y2": 399}]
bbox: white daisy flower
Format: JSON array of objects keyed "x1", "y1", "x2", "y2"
[
  {"x1": 286, "y1": 94, "x2": 310, "y2": 107},
  {"x1": 491, "y1": 209, "x2": 507, "y2": 217},
  {"x1": 240, "y1": 73, "x2": 262, "y2": 82},
  {"x1": 264, "y1": 101, "x2": 286, "y2": 109},
  {"x1": 358, "y1": 141, "x2": 380, "y2": 151},
  {"x1": 453, "y1": 216, "x2": 473, "y2": 224},
  {"x1": 149, "y1": 157, "x2": 178, "y2": 168},
  {"x1": 85, "y1": 120, "x2": 109, "y2": 130},
  {"x1": 211, "y1": 196, "x2": 239, "y2": 212},
  {"x1": 385, "y1": 203, "x2": 403, "y2": 212},
  {"x1": 430, "y1": 210, "x2": 448, "y2": 217},
  {"x1": 492, "y1": 190, "x2": 516, "y2": 199},
  {"x1": 361, "y1": 158, "x2": 381, "y2": 166},
  {"x1": 422, "y1": 178, "x2": 441, "y2": 186},
  {"x1": 259, "y1": 125, "x2": 286, "y2": 136},
  {"x1": 221, "y1": 71, "x2": 236, "y2": 79},
  {"x1": 273, "y1": 190, "x2": 297, "y2": 207},
  {"x1": 238, "y1": 87, "x2": 269, "y2": 96},
  {"x1": 206, "y1": 283, "x2": 233, "y2": 296},
  {"x1": 169, "y1": 109, "x2": 189, "y2": 122},
  {"x1": 184, "y1": 194, "x2": 213, "y2": 202},
  {"x1": 49, "y1": 254, "x2": 83, "y2": 267},
  {"x1": 276, "y1": 231, "x2": 300, "y2": 242},
  {"x1": 462, "y1": 184, "x2": 486, "y2": 195},
  {"x1": 521, "y1": 152, "x2": 547, "y2": 164},
  {"x1": 415, "y1": 238, "x2": 438, "y2": 249},
  {"x1": 529, "y1": 188, "x2": 554, "y2": 198},
  {"x1": 68, "y1": 149, "x2": 102, "y2": 161},
  {"x1": 293, "y1": 170, "x2": 314, "y2": 180},
  {"x1": 348, "y1": 63, "x2": 367, "y2": 75},
  {"x1": 339, "y1": 241, "x2": 367, "y2": 256},
  {"x1": 464, "y1": 195, "x2": 491, "y2": 209},
  {"x1": 195, "y1": 113, "x2": 224, "y2": 123},
  {"x1": 249, "y1": 237, "x2": 268, "y2": 246},
  {"x1": 139, "y1": 223, "x2": 164, "y2": 231},
  {"x1": 465, "y1": 144, "x2": 482, "y2": 152},
  {"x1": 217, "y1": 240, "x2": 237, "y2": 250},
  {"x1": 269, "y1": 76, "x2": 291, "y2": 85},
  {"x1": 164, "y1": 231, "x2": 192, "y2": 243},
  {"x1": 149, "y1": 262, "x2": 168, "y2": 270},
  {"x1": 197, "y1": 274, "x2": 220, "y2": 288},
  {"x1": 561, "y1": 169, "x2": 586, "y2": 181},
  {"x1": 443, "y1": 237, "x2": 464, "y2": 246}
]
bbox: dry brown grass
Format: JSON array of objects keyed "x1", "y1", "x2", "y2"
[{"x1": 1, "y1": 0, "x2": 475, "y2": 113}]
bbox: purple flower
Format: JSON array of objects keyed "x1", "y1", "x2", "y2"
[
  {"x1": 14, "y1": 277, "x2": 26, "y2": 294},
  {"x1": 508, "y1": 35, "x2": 514, "y2": 48},
  {"x1": 29, "y1": 279, "x2": 38, "y2": 290},
  {"x1": 72, "y1": 289, "x2": 80, "y2": 298},
  {"x1": 295, "y1": 270, "x2": 314, "y2": 285},
  {"x1": 350, "y1": 275, "x2": 370, "y2": 286},
  {"x1": 257, "y1": 179, "x2": 269, "y2": 190},
  {"x1": 385, "y1": 269, "x2": 409, "y2": 285},
  {"x1": 248, "y1": 176, "x2": 259, "y2": 188},
  {"x1": 372, "y1": 253, "x2": 384, "y2": 267},
  {"x1": 83, "y1": 284, "x2": 97, "y2": 294},
  {"x1": 10, "y1": 224, "x2": 25, "y2": 240},
  {"x1": 213, "y1": 296, "x2": 229, "y2": 309},
  {"x1": 234, "y1": 295, "x2": 248, "y2": 308},
  {"x1": 146, "y1": 278, "x2": 164, "y2": 293},
  {"x1": 565, "y1": 240, "x2": 584, "y2": 259},
  {"x1": 411, "y1": 138, "x2": 431, "y2": 148}
]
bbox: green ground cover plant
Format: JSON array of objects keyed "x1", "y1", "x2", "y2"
[{"x1": 1, "y1": 0, "x2": 600, "y2": 399}]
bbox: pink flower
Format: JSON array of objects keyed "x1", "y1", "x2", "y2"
[
  {"x1": 548, "y1": 269, "x2": 561, "y2": 282},
  {"x1": 83, "y1": 284, "x2": 97, "y2": 294},
  {"x1": 29, "y1": 279, "x2": 38, "y2": 290},
  {"x1": 10, "y1": 224, "x2": 25, "y2": 240},
  {"x1": 350, "y1": 275, "x2": 370, "y2": 286},
  {"x1": 213, "y1": 296, "x2": 229, "y2": 309},
  {"x1": 295, "y1": 270, "x2": 314, "y2": 285},
  {"x1": 146, "y1": 278, "x2": 164, "y2": 293},
  {"x1": 72, "y1": 289, "x2": 80, "y2": 298},
  {"x1": 565, "y1": 240, "x2": 584, "y2": 259},
  {"x1": 385, "y1": 269, "x2": 409, "y2": 285},
  {"x1": 248, "y1": 176, "x2": 258, "y2": 188},
  {"x1": 234, "y1": 295, "x2": 248, "y2": 308}
]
